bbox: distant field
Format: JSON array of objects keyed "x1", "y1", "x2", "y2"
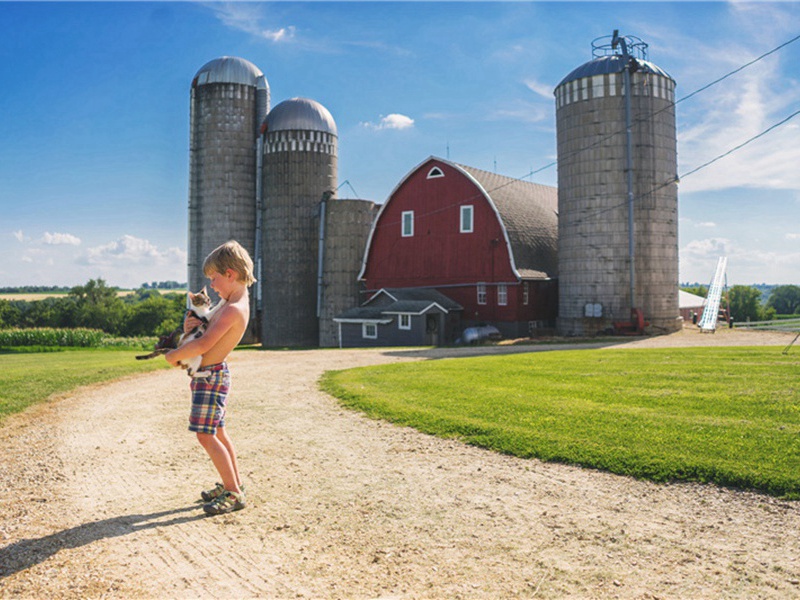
[{"x1": 0, "y1": 289, "x2": 186, "y2": 301}]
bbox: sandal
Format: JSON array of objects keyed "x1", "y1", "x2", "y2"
[
  {"x1": 201, "y1": 482, "x2": 246, "y2": 502},
  {"x1": 203, "y1": 490, "x2": 246, "y2": 515}
]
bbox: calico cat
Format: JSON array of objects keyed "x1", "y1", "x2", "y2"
[{"x1": 136, "y1": 288, "x2": 226, "y2": 376}]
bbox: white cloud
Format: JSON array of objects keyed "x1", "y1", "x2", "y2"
[
  {"x1": 12, "y1": 230, "x2": 24, "y2": 243},
  {"x1": 82, "y1": 235, "x2": 182, "y2": 267},
  {"x1": 524, "y1": 78, "x2": 554, "y2": 100},
  {"x1": 680, "y1": 236, "x2": 800, "y2": 284},
  {"x1": 42, "y1": 232, "x2": 81, "y2": 246},
  {"x1": 697, "y1": 222, "x2": 717, "y2": 229},
  {"x1": 209, "y1": 3, "x2": 295, "y2": 43},
  {"x1": 361, "y1": 113, "x2": 415, "y2": 131},
  {"x1": 787, "y1": 233, "x2": 800, "y2": 240}
]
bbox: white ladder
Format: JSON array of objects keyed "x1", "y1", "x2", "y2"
[{"x1": 699, "y1": 257, "x2": 727, "y2": 333}]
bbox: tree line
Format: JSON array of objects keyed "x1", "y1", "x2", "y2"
[
  {"x1": 681, "y1": 284, "x2": 800, "y2": 322},
  {"x1": 0, "y1": 279, "x2": 185, "y2": 337}
]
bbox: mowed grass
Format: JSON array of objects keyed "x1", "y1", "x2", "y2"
[
  {"x1": 321, "y1": 347, "x2": 800, "y2": 498},
  {"x1": 0, "y1": 349, "x2": 170, "y2": 422}
]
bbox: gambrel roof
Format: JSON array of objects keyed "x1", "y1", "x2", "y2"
[{"x1": 454, "y1": 162, "x2": 558, "y2": 279}]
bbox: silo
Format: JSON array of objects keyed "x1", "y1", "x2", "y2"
[
  {"x1": 188, "y1": 56, "x2": 268, "y2": 342},
  {"x1": 319, "y1": 198, "x2": 379, "y2": 347},
  {"x1": 554, "y1": 33, "x2": 681, "y2": 336},
  {"x1": 261, "y1": 98, "x2": 338, "y2": 346}
]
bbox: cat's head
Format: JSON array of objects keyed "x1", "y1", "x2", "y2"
[{"x1": 187, "y1": 287, "x2": 212, "y2": 311}]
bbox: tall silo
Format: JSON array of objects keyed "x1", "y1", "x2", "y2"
[
  {"x1": 554, "y1": 33, "x2": 681, "y2": 336},
  {"x1": 261, "y1": 97, "x2": 338, "y2": 346},
  {"x1": 319, "y1": 198, "x2": 379, "y2": 347},
  {"x1": 188, "y1": 56, "x2": 268, "y2": 341}
]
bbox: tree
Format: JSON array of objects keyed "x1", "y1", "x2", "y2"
[
  {"x1": 766, "y1": 285, "x2": 800, "y2": 315},
  {"x1": 727, "y1": 285, "x2": 764, "y2": 323},
  {"x1": 69, "y1": 279, "x2": 128, "y2": 334},
  {"x1": 681, "y1": 285, "x2": 707, "y2": 298}
]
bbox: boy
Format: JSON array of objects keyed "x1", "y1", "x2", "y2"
[{"x1": 165, "y1": 240, "x2": 254, "y2": 515}]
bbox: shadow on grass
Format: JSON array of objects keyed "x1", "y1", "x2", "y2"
[{"x1": 0, "y1": 505, "x2": 206, "y2": 579}]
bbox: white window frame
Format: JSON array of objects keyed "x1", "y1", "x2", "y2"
[
  {"x1": 523, "y1": 282, "x2": 529, "y2": 305},
  {"x1": 460, "y1": 205, "x2": 474, "y2": 233},
  {"x1": 477, "y1": 283, "x2": 487, "y2": 305},
  {"x1": 362, "y1": 323, "x2": 378, "y2": 339},
  {"x1": 498, "y1": 284, "x2": 508, "y2": 306},
  {"x1": 401, "y1": 210, "x2": 414, "y2": 237},
  {"x1": 398, "y1": 314, "x2": 411, "y2": 330},
  {"x1": 427, "y1": 167, "x2": 445, "y2": 179}
]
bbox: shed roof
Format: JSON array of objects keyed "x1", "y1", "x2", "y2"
[
  {"x1": 335, "y1": 288, "x2": 463, "y2": 323},
  {"x1": 367, "y1": 288, "x2": 463, "y2": 311}
]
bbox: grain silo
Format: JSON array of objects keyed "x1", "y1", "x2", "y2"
[
  {"x1": 318, "y1": 198, "x2": 379, "y2": 347},
  {"x1": 261, "y1": 97, "x2": 338, "y2": 346},
  {"x1": 554, "y1": 33, "x2": 681, "y2": 336},
  {"x1": 188, "y1": 56, "x2": 268, "y2": 341}
]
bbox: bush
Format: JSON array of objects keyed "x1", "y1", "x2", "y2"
[{"x1": 0, "y1": 328, "x2": 107, "y2": 347}]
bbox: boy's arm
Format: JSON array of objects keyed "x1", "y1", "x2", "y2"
[{"x1": 165, "y1": 305, "x2": 242, "y2": 365}]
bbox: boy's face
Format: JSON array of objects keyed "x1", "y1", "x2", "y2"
[{"x1": 207, "y1": 268, "x2": 237, "y2": 299}]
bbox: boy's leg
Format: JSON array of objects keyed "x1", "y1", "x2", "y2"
[
  {"x1": 215, "y1": 426, "x2": 242, "y2": 489},
  {"x1": 196, "y1": 432, "x2": 241, "y2": 494}
]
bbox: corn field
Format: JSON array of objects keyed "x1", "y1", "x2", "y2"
[{"x1": 0, "y1": 328, "x2": 156, "y2": 349}]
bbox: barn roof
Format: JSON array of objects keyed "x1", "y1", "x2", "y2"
[{"x1": 452, "y1": 162, "x2": 559, "y2": 279}]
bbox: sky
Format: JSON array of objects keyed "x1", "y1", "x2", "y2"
[{"x1": 1, "y1": 1, "x2": 799, "y2": 289}]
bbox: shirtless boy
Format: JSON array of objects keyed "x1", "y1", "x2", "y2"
[{"x1": 166, "y1": 240, "x2": 254, "y2": 515}]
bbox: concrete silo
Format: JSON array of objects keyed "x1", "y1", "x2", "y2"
[
  {"x1": 554, "y1": 33, "x2": 681, "y2": 336},
  {"x1": 188, "y1": 57, "x2": 269, "y2": 341},
  {"x1": 261, "y1": 98, "x2": 338, "y2": 346},
  {"x1": 318, "y1": 198, "x2": 379, "y2": 347}
]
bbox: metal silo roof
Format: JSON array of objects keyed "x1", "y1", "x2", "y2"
[
  {"x1": 266, "y1": 98, "x2": 337, "y2": 135},
  {"x1": 193, "y1": 56, "x2": 267, "y2": 89},
  {"x1": 556, "y1": 55, "x2": 673, "y2": 89}
]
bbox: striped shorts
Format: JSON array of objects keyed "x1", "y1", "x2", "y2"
[{"x1": 188, "y1": 363, "x2": 231, "y2": 435}]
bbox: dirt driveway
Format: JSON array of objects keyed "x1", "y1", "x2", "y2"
[{"x1": 1, "y1": 327, "x2": 799, "y2": 598}]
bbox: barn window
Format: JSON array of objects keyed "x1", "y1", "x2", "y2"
[
  {"x1": 523, "y1": 282, "x2": 530, "y2": 305},
  {"x1": 362, "y1": 323, "x2": 378, "y2": 339},
  {"x1": 402, "y1": 211, "x2": 414, "y2": 237},
  {"x1": 477, "y1": 283, "x2": 487, "y2": 305},
  {"x1": 498, "y1": 284, "x2": 508, "y2": 306},
  {"x1": 398, "y1": 314, "x2": 411, "y2": 330},
  {"x1": 460, "y1": 205, "x2": 474, "y2": 233},
  {"x1": 427, "y1": 167, "x2": 445, "y2": 179}
]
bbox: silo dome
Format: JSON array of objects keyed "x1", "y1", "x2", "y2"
[
  {"x1": 266, "y1": 97, "x2": 337, "y2": 136},
  {"x1": 557, "y1": 55, "x2": 672, "y2": 89},
  {"x1": 193, "y1": 56, "x2": 267, "y2": 88}
]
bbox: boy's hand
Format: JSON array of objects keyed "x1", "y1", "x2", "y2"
[{"x1": 184, "y1": 313, "x2": 202, "y2": 333}]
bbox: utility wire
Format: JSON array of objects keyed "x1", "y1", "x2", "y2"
[{"x1": 372, "y1": 32, "x2": 800, "y2": 230}]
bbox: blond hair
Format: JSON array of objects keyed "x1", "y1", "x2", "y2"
[{"x1": 203, "y1": 240, "x2": 256, "y2": 286}]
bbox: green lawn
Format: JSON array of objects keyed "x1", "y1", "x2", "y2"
[
  {"x1": 0, "y1": 349, "x2": 170, "y2": 422},
  {"x1": 321, "y1": 347, "x2": 800, "y2": 499}
]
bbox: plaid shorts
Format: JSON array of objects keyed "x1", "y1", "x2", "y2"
[{"x1": 188, "y1": 363, "x2": 231, "y2": 435}]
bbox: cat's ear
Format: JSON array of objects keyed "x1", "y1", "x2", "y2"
[{"x1": 200, "y1": 286, "x2": 208, "y2": 296}]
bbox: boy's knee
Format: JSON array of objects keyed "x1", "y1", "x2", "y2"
[{"x1": 196, "y1": 432, "x2": 215, "y2": 446}]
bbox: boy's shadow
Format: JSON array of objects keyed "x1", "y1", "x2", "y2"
[{"x1": 0, "y1": 505, "x2": 206, "y2": 578}]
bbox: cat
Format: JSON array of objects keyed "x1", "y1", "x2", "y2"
[{"x1": 136, "y1": 288, "x2": 226, "y2": 376}]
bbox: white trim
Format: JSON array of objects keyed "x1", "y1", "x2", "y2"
[
  {"x1": 402, "y1": 210, "x2": 414, "y2": 237},
  {"x1": 398, "y1": 314, "x2": 411, "y2": 330},
  {"x1": 382, "y1": 302, "x2": 450, "y2": 316},
  {"x1": 333, "y1": 318, "x2": 392, "y2": 324},
  {"x1": 497, "y1": 283, "x2": 508, "y2": 306},
  {"x1": 427, "y1": 166, "x2": 445, "y2": 179},
  {"x1": 460, "y1": 205, "x2": 474, "y2": 233},
  {"x1": 362, "y1": 323, "x2": 378, "y2": 339}
]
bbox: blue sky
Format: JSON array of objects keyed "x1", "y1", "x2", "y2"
[{"x1": 1, "y1": 1, "x2": 799, "y2": 288}]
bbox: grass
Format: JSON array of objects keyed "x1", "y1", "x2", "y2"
[
  {"x1": 321, "y1": 346, "x2": 800, "y2": 499},
  {"x1": 0, "y1": 348, "x2": 170, "y2": 423}
]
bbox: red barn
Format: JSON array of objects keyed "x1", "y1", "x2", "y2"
[{"x1": 356, "y1": 157, "x2": 558, "y2": 343}]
